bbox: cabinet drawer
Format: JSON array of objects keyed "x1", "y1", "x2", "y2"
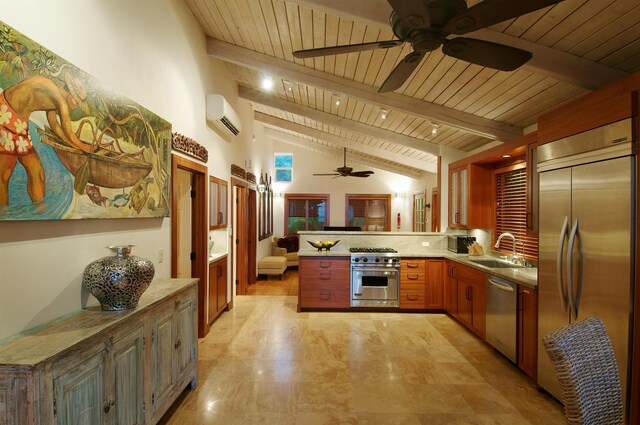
[
  {"x1": 300, "y1": 268, "x2": 350, "y2": 290},
  {"x1": 401, "y1": 259, "x2": 426, "y2": 270},
  {"x1": 300, "y1": 257, "x2": 350, "y2": 271},
  {"x1": 400, "y1": 271, "x2": 425, "y2": 284},
  {"x1": 299, "y1": 288, "x2": 350, "y2": 309},
  {"x1": 400, "y1": 288, "x2": 426, "y2": 309}
]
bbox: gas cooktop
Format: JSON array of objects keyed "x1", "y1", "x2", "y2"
[{"x1": 348, "y1": 247, "x2": 398, "y2": 253}]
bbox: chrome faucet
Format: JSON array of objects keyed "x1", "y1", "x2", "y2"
[{"x1": 494, "y1": 232, "x2": 520, "y2": 264}]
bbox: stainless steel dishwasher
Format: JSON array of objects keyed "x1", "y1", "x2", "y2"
[{"x1": 486, "y1": 275, "x2": 517, "y2": 363}]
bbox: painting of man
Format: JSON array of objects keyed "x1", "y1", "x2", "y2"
[{"x1": 0, "y1": 21, "x2": 171, "y2": 220}]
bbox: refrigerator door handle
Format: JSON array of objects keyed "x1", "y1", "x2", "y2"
[
  {"x1": 557, "y1": 216, "x2": 570, "y2": 313},
  {"x1": 567, "y1": 218, "x2": 579, "y2": 320}
]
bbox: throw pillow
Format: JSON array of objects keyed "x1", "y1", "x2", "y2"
[{"x1": 277, "y1": 235, "x2": 299, "y2": 253}]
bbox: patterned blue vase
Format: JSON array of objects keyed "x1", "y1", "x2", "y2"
[{"x1": 83, "y1": 245, "x2": 155, "y2": 311}]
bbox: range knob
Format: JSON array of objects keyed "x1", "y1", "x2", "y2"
[
  {"x1": 354, "y1": 257, "x2": 360, "y2": 263},
  {"x1": 363, "y1": 257, "x2": 368, "y2": 263},
  {"x1": 375, "y1": 257, "x2": 380, "y2": 263}
]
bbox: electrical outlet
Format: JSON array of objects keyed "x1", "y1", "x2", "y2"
[
  {"x1": 421, "y1": 241, "x2": 430, "y2": 247},
  {"x1": 158, "y1": 248, "x2": 164, "y2": 263}
]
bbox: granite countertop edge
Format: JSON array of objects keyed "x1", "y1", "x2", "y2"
[{"x1": 298, "y1": 249, "x2": 537, "y2": 289}]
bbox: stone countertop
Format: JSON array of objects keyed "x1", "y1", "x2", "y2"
[
  {"x1": 0, "y1": 278, "x2": 198, "y2": 366},
  {"x1": 209, "y1": 252, "x2": 228, "y2": 263},
  {"x1": 298, "y1": 248, "x2": 537, "y2": 289}
]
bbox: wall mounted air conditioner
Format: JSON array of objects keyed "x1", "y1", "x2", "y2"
[{"x1": 206, "y1": 94, "x2": 241, "y2": 136}]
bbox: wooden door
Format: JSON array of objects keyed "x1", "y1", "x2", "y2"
[
  {"x1": 456, "y1": 280, "x2": 472, "y2": 328},
  {"x1": 171, "y1": 154, "x2": 209, "y2": 338},
  {"x1": 217, "y1": 260, "x2": 228, "y2": 312},
  {"x1": 425, "y1": 259, "x2": 443, "y2": 309},
  {"x1": 151, "y1": 309, "x2": 175, "y2": 414},
  {"x1": 207, "y1": 262, "x2": 218, "y2": 323},
  {"x1": 470, "y1": 281, "x2": 486, "y2": 338},
  {"x1": 248, "y1": 189, "x2": 257, "y2": 286},
  {"x1": 53, "y1": 351, "x2": 106, "y2": 424},
  {"x1": 175, "y1": 296, "x2": 196, "y2": 383},
  {"x1": 111, "y1": 326, "x2": 144, "y2": 425},
  {"x1": 234, "y1": 184, "x2": 249, "y2": 295}
]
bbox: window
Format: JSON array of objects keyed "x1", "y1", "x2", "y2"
[
  {"x1": 495, "y1": 164, "x2": 538, "y2": 259},
  {"x1": 346, "y1": 194, "x2": 391, "y2": 231},
  {"x1": 284, "y1": 194, "x2": 329, "y2": 235},
  {"x1": 274, "y1": 153, "x2": 293, "y2": 182}
]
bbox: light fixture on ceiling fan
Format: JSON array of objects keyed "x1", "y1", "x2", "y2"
[{"x1": 293, "y1": 0, "x2": 564, "y2": 93}]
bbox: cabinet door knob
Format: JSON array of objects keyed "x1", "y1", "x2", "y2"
[
  {"x1": 175, "y1": 340, "x2": 182, "y2": 349},
  {"x1": 175, "y1": 299, "x2": 181, "y2": 308},
  {"x1": 103, "y1": 397, "x2": 116, "y2": 413}
]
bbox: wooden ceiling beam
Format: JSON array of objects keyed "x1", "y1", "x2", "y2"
[
  {"x1": 256, "y1": 113, "x2": 430, "y2": 177},
  {"x1": 292, "y1": 0, "x2": 628, "y2": 91},
  {"x1": 239, "y1": 86, "x2": 441, "y2": 156},
  {"x1": 207, "y1": 38, "x2": 522, "y2": 141}
]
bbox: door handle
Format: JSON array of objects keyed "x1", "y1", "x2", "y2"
[
  {"x1": 567, "y1": 218, "x2": 580, "y2": 320},
  {"x1": 488, "y1": 278, "x2": 514, "y2": 292},
  {"x1": 557, "y1": 216, "x2": 569, "y2": 313}
]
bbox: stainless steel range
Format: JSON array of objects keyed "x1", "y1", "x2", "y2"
[{"x1": 349, "y1": 247, "x2": 400, "y2": 308}]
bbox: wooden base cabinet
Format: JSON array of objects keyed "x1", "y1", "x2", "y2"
[
  {"x1": 443, "y1": 260, "x2": 458, "y2": 315},
  {"x1": 452, "y1": 263, "x2": 486, "y2": 339},
  {"x1": 208, "y1": 256, "x2": 228, "y2": 323},
  {"x1": 0, "y1": 278, "x2": 198, "y2": 425},
  {"x1": 518, "y1": 286, "x2": 538, "y2": 379},
  {"x1": 299, "y1": 257, "x2": 350, "y2": 309},
  {"x1": 426, "y1": 259, "x2": 444, "y2": 309},
  {"x1": 400, "y1": 259, "x2": 427, "y2": 309}
]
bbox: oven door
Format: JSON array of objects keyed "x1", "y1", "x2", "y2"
[{"x1": 351, "y1": 267, "x2": 399, "y2": 306}]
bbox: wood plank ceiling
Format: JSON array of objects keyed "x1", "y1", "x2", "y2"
[{"x1": 185, "y1": 0, "x2": 639, "y2": 177}]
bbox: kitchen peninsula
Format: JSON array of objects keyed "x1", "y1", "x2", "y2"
[{"x1": 297, "y1": 230, "x2": 539, "y2": 378}]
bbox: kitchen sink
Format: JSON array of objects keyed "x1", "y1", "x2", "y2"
[{"x1": 468, "y1": 259, "x2": 526, "y2": 269}]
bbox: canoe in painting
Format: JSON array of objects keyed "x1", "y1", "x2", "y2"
[{"x1": 39, "y1": 133, "x2": 152, "y2": 189}]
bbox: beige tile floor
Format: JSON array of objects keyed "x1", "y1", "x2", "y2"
[{"x1": 159, "y1": 295, "x2": 565, "y2": 424}]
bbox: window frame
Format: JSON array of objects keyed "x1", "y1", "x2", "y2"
[
  {"x1": 493, "y1": 162, "x2": 538, "y2": 259},
  {"x1": 345, "y1": 194, "x2": 392, "y2": 231},
  {"x1": 274, "y1": 152, "x2": 293, "y2": 183},
  {"x1": 284, "y1": 193, "x2": 330, "y2": 235}
]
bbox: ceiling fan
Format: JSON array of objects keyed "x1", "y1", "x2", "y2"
[
  {"x1": 293, "y1": 0, "x2": 563, "y2": 93},
  {"x1": 313, "y1": 148, "x2": 375, "y2": 178}
]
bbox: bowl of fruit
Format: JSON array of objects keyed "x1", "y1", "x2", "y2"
[{"x1": 307, "y1": 240, "x2": 340, "y2": 252}]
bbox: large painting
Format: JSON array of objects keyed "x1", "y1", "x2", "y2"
[{"x1": 0, "y1": 21, "x2": 171, "y2": 220}]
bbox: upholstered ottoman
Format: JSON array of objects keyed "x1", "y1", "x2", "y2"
[{"x1": 258, "y1": 256, "x2": 287, "y2": 280}]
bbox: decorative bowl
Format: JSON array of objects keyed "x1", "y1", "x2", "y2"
[{"x1": 307, "y1": 240, "x2": 340, "y2": 251}]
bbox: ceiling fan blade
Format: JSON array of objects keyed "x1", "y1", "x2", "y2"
[
  {"x1": 442, "y1": 37, "x2": 532, "y2": 71},
  {"x1": 349, "y1": 171, "x2": 375, "y2": 177},
  {"x1": 387, "y1": 0, "x2": 431, "y2": 30},
  {"x1": 444, "y1": 0, "x2": 564, "y2": 35},
  {"x1": 379, "y1": 50, "x2": 425, "y2": 93},
  {"x1": 293, "y1": 40, "x2": 403, "y2": 59},
  {"x1": 313, "y1": 173, "x2": 341, "y2": 176}
]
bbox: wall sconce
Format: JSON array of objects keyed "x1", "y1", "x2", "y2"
[
  {"x1": 274, "y1": 192, "x2": 283, "y2": 198},
  {"x1": 258, "y1": 173, "x2": 266, "y2": 193},
  {"x1": 380, "y1": 108, "x2": 389, "y2": 121},
  {"x1": 394, "y1": 192, "x2": 403, "y2": 198}
]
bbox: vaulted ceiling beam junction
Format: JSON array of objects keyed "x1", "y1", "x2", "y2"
[
  {"x1": 207, "y1": 39, "x2": 522, "y2": 141},
  {"x1": 239, "y1": 86, "x2": 441, "y2": 156},
  {"x1": 256, "y1": 112, "x2": 429, "y2": 177},
  {"x1": 292, "y1": 0, "x2": 628, "y2": 90}
]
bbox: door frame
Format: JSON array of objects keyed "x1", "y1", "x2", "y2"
[
  {"x1": 248, "y1": 188, "x2": 257, "y2": 286},
  {"x1": 231, "y1": 178, "x2": 249, "y2": 297},
  {"x1": 171, "y1": 154, "x2": 209, "y2": 338}
]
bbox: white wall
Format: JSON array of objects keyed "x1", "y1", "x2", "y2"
[
  {"x1": 266, "y1": 137, "x2": 437, "y2": 236},
  {"x1": 0, "y1": 0, "x2": 263, "y2": 340}
]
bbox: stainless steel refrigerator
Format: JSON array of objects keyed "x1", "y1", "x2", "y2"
[{"x1": 537, "y1": 118, "x2": 635, "y2": 412}]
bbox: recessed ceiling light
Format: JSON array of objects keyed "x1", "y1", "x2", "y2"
[
  {"x1": 502, "y1": 154, "x2": 512, "y2": 158},
  {"x1": 261, "y1": 77, "x2": 274, "y2": 91},
  {"x1": 334, "y1": 95, "x2": 341, "y2": 107},
  {"x1": 283, "y1": 79, "x2": 293, "y2": 93}
]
